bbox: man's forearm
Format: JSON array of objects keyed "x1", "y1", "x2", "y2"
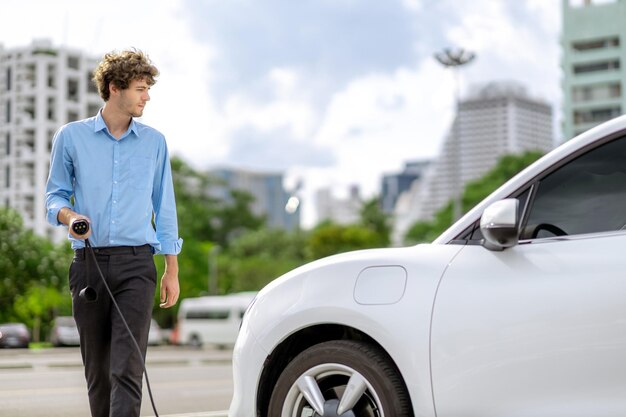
[
  {"x1": 164, "y1": 255, "x2": 179, "y2": 274},
  {"x1": 57, "y1": 207, "x2": 79, "y2": 226}
]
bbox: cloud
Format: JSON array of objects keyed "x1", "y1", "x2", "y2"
[
  {"x1": 170, "y1": 0, "x2": 561, "y2": 225},
  {"x1": 225, "y1": 126, "x2": 336, "y2": 171},
  {"x1": 313, "y1": 60, "x2": 453, "y2": 193},
  {"x1": 437, "y1": 1, "x2": 561, "y2": 101},
  {"x1": 0, "y1": 0, "x2": 562, "y2": 227},
  {"x1": 180, "y1": 0, "x2": 421, "y2": 101}
]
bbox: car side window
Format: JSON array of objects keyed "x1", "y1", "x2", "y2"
[{"x1": 521, "y1": 135, "x2": 626, "y2": 240}]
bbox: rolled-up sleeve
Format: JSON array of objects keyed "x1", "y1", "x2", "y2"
[
  {"x1": 152, "y1": 138, "x2": 183, "y2": 255},
  {"x1": 45, "y1": 128, "x2": 73, "y2": 226}
]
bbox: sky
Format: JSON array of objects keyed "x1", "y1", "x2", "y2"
[{"x1": 1, "y1": 0, "x2": 562, "y2": 226}]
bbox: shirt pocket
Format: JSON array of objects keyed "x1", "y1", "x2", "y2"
[{"x1": 129, "y1": 157, "x2": 155, "y2": 190}]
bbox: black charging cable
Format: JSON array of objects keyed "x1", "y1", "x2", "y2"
[{"x1": 72, "y1": 219, "x2": 160, "y2": 417}]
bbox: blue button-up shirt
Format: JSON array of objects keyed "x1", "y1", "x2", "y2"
[{"x1": 45, "y1": 111, "x2": 183, "y2": 255}]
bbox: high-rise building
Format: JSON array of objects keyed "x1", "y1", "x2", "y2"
[
  {"x1": 562, "y1": 0, "x2": 626, "y2": 140},
  {"x1": 393, "y1": 81, "x2": 553, "y2": 244},
  {"x1": 210, "y1": 168, "x2": 301, "y2": 231},
  {"x1": 0, "y1": 40, "x2": 101, "y2": 241},
  {"x1": 381, "y1": 160, "x2": 430, "y2": 214}
]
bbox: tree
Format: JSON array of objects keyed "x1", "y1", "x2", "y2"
[
  {"x1": 13, "y1": 285, "x2": 67, "y2": 343},
  {"x1": 155, "y1": 158, "x2": 266, "y2": 326},
  {"x1": 170, "y1": 157, "x2": 221, "y2": 242},
  {"x1": 171, "y1": 157, "x2": 265, "y2": 248},
  {"x1": 152, "y1": 240, "x2": 218, "y2": 328},
  {"x1": 404, "y1": 151, "x2": 544, "y2": 244},
  {"x1": 212, "y1": 189, "x2": 266, "y2": 248},
  {"x1": 359, "y1": 197, "x2": 391, "y2": 247},
  {"x1": 306, "y1": 221, "x2": 382, "y2": 260},
  {"x1": 217, "y1": 228, "x2": 308, "y2": 293},
  {"x1": 0, "y1": 208, "x2": 72, "y2": 340}
]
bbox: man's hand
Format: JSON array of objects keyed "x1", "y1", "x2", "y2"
[
  {"x1": 59, "y1": 208, "x2": 92, "y2": 240},
  {"x1": 160, "y1": 255, "x2": 180, "y2": 308}
]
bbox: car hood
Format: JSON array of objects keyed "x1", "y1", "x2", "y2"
[{"x1": 259, "y1": 245, "x2": 420, "y2": 296}]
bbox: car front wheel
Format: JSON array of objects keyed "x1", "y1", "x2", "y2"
[{"x1": 268, "y1": 340, "x2": 412, "y2": 417}]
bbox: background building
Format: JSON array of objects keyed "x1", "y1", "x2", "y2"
[
  {"x1": 562, "y1": 0, "x2": 626, "y2": 140},
  {"x1": 210, "y1": 167, "x2": 300, "y2": 231},
  {"x1": 315, "y1": 185, "x2": 362, "y2": 225},
  {"x1": 0, "y1": 40, "x2": 101, "y2": 241},
  {"x1": 393, "y1": 81, "x2": 554, "y2": 244},
  {"x1": 381, "y1": 160, "x2": 430, "y2": 215}
]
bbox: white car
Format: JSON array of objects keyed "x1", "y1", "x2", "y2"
[
  {"x1": 148, "y1": 319, "x2": 164, "y2": 346},
  {"x1": 50, "y1": 316, "x2": 80, "y2": 347},
  {"x1": 229, "y1": 115, "x2": 626, "y2": 417}
]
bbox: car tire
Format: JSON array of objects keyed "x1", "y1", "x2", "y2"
[
  {"x1": 267, "y1": 340, "x2": 412, "y2": 417},
  {"x1": 189, "y1": 334, "x2": 202, "y2": 348}
]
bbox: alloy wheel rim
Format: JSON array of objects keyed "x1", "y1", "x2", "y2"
[{"x1": 281, "y1": 363, "x2": 384, "y2": 417}]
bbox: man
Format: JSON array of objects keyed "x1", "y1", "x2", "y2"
[{"x1": 45, "y1": 49, "x2": 182, "y2": 417}]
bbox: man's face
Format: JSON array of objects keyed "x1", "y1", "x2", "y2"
[{"x1": 117, "y1": 78, "x2": 151, "y2": 118}]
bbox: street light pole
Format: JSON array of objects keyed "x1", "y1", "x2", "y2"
[
  {"x1": 208, "y1": 245, "x2": 220, "y2": 295},
  {"x1": 434, "y1": 48, "x2": 475, "y2": 221}
]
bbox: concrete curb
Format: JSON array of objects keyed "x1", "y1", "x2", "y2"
[
  {"x1": 0, "y1": 346, "x2": 233, "y2": 370},
  {"x1": 156, "y1": 412, "x2": 228, "y2": 417}
]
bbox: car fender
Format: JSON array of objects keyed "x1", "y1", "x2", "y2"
[{"x1": 245, "y1": 243, "x2": 465, "y2": 417}]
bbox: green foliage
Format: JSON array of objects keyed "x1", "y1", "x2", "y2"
[
  {"x1": 306, "y1": 221, "x2": 382, "y2": 259},
  {"x1": 219, "y1": 255, "x2": 304, "y2": 294},
  {"x1": 404, "y1": 151, "x2": 544, "y2": 244},
  {"x1": 151, "y1": 240, "x2": 217, "y2": 328},
  {"x1": 0, "y1": 208, "x2": 72, "y2": 341},
  {"x1": 302, "y1": 197, "x2": 391, "y2": 260},
  {"x1": 211, "y1": 189, "x2": 266, "y2": 247},
  {"x1": 218, "y1": 228, "x2": 309, "y2": 293},
  {"x1": 0, "y1": 159, "x2": 398, "y2": 335},
  {"x1": 228, "y1": 228, "x2": 308, "y2": 260},
  {"x1": 153, "y1": 159, "x2": 267, "y2": 326},
  {"x1": 171, "y1": 157, "x2": 265, "y2": 248},
  {"x1": 462, "y1": 151, "x2": 543, "y2": 209},
  {"x1": 203, "y1": 198, "x2": 394, "y2": 295},
  {"x1": 171, "y1": 157, "x2": 222, "y2": 242},
  {"x1": 13, "y1": 285, "x2": 67, "y2": 342},
  {"x1": 359, "y1": 197, "x2": 391, "y2": 247}
]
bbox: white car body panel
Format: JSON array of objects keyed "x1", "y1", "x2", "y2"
[
  {"x1": 229, "y1": 114, "x2": 626, "y2": 417},
  {"x1": 432, "y1": 232, "x2": 626, "y2": 416},
  {"x1": 232, "y1": 244, "x2": 464, "y2": 417},
  {"x1": 230, "y1": 322, "x2": 268, "y2": 415}
]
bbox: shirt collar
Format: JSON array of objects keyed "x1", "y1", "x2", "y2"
[{"x1": 94, "y1": 109, "x2": 140, "y2": 139}]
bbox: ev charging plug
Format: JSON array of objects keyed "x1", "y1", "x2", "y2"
[{"x1": 72, "y1": 219, "x2": 98, "y2": 303}]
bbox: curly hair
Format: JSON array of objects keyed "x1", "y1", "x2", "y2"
[{"x1": 92, "y1": 49, "x2": 159, "y2": 101}]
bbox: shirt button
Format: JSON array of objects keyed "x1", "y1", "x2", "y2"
[
  {"x1": 113, "y1": 200, "x2": 117, "y2": 204},
  {"x1": 111, "y1": 220, "x2": 115, "y2": 224}
]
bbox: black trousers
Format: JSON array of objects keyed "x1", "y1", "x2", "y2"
[{"x1": 70, "y1": 245, "x2": 156, "y2": 417}]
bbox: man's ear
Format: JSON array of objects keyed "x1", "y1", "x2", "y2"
[{"x1": 109, "y1": 82, "x2": 120, "y2": 97}]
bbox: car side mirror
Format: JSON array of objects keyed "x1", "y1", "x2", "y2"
[{"x1": 480, "y1": 198, "x2": 520, "y2": 251}]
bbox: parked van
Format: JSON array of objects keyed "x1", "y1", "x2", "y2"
[{"x1": 176, "y1": 292, "x2": 257, "y2": 348}]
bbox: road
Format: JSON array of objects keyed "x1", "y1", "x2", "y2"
[{"x1": 0, "y1": 345, "x2": 232, "y2": 417}]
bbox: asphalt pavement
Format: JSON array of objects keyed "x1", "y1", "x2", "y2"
[{"x1": 0, "y1": 345, "x2": 232, "y2": 417}]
